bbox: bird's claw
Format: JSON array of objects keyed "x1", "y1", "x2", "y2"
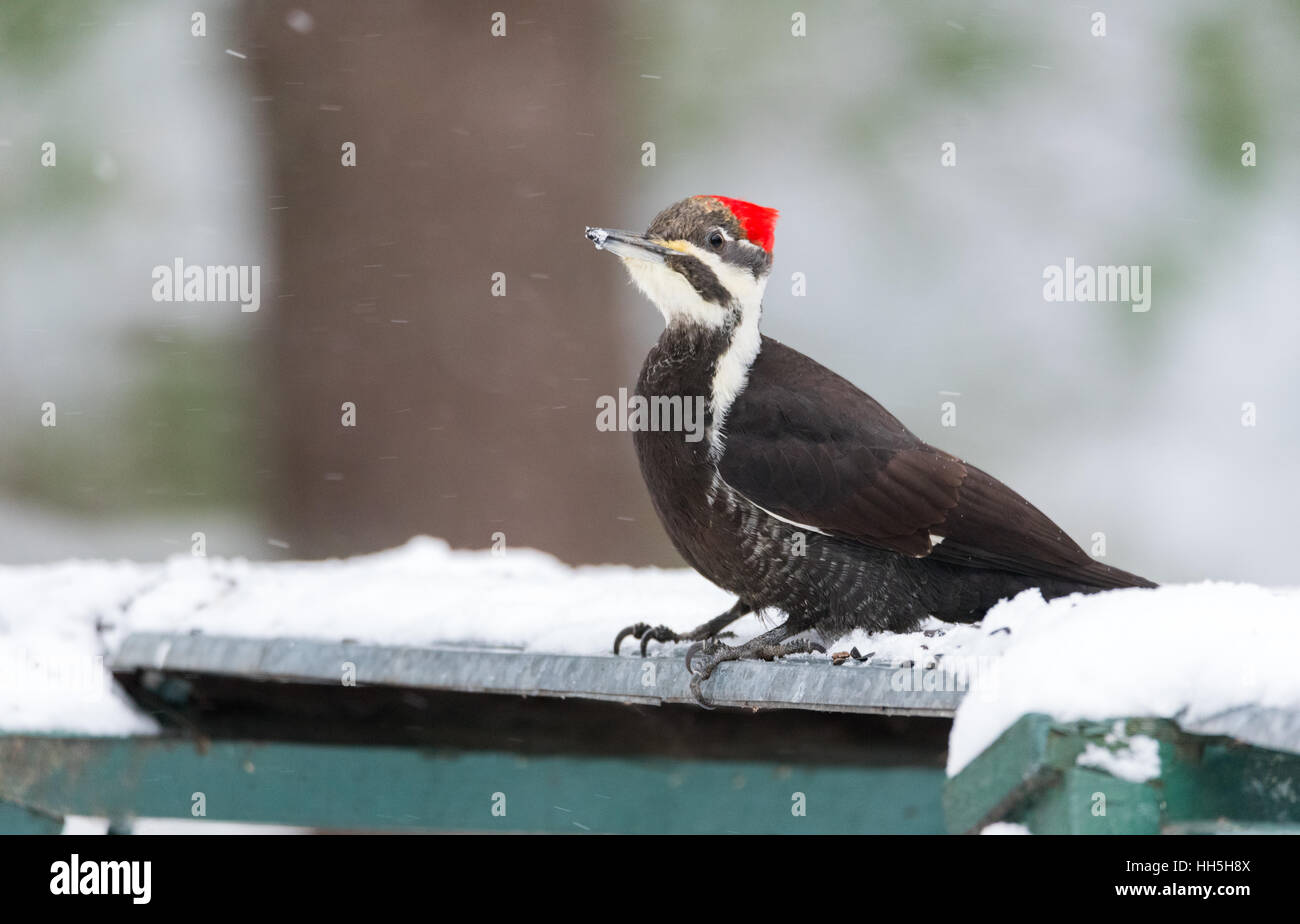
[
  {"x1": 613, "y1": 623, "x2": 735, "y2": 656},
  {"x1": 687, "y1": 638, "x2": 727, "y2": 706},
  {"x1": 682, "y1": 635, "x2": 744, "y2": 673},
  {"x1": 613, "y1": 622, "x2": 650, "y2": 655},
  {"x1": 638, "y1": 625, "x2": 679, "y2": 657},
  {"x1": 685, "y1": 637, "x2": 828, "y2": 706}
]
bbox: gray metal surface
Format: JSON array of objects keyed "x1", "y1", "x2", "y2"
[{"x1": 112, "y1": 632, "x2": 964, "y2": 717}]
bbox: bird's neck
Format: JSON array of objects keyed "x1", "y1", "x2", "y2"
[{"x1": 639, "y1": 304, "x2": 764, "y2": 460}]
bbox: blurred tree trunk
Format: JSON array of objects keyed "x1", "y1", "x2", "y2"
[{"x1": 242, "y1": 1, "x2": 669, "y2": 564}]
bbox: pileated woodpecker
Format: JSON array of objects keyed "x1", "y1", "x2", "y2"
[{"x1": 586, "y1": 195, "x2": 1154, "y2": 701}]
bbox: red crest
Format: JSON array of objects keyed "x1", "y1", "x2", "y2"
[{"x1": 700, "y1": 195, "x2": 779, "y2": 253}]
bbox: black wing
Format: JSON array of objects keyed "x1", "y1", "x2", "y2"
[{"x1": 717, "y1": 337, "x2": 1153, "y2": 589}]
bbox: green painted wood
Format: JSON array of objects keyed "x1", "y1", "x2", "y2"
[
  {"x1": 942, "y1": 713, "x2": 1059, "y2": 834},
  {"x1": 946, "y1": 715, "x2": 1300, "y2": 834},
  {"x1": 1023, "y1": 768, "x2": 1162, "y2": 834},
  {"x1": 1159, "y1": 739, "x2": 1300, "y2": 825},
  {"x1": 0, "y1": 799, "x2": 63, "y2": 834},
  {"x1": 1163, "y1": 820, "x2": 1300, "y2": 834},
  {"x1": 944, "y1": 715, "x2": 1179, "y2": 832},
  {"x1": 0, "y1": 736, "x2": 945, "y2": 834}
]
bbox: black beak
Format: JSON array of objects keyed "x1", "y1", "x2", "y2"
[{"x1": 584, "y1": 227, "x2": 677, "y2": 264}]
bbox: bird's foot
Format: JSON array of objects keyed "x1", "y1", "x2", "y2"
[
  {"x1": 684, "y1": 635, "x2": 826, "y2": 705},
  {"x1": 613, "y1": 600, "x2": 751, "y2": 656},
  {"x1": 612, "y1": 621, "x2": 736, "y2": 656}
]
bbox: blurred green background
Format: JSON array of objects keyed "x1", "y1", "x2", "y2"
[{"x1": 0, "y1": 0, "x2": 1296, "y2": 584}]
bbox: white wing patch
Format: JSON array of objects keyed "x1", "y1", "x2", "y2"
[{"x1": 712, "y1": 472, "x2": 832, "y2": 537}]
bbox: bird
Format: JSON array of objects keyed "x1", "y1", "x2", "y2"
[{"x1": 585, "y1": 195, "x2": 1155, "y2": 702}]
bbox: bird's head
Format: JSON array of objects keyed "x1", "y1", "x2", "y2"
[{"x1": 586, "y1": 195, "x2": 778, "y2": 329}]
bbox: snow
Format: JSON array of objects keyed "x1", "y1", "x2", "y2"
[
  {"x1": 2, "y1": 537, "x2": 1299, "y2": 778},
  {"x1": 0, "y1": 559, "x2": 161, "y2": 736},
  {"x1": 1076, "y1": 722, "x2": 1162, "y2": 783},
  {"x1": 945, "y1": 582, "x2": 1300, "y2": 777},
  {"x1": 62, "y1": 816, "x2": 309, "y2": 835},
  {"x1": 0, "y1": 537, "x2": 739, "y2": 735}
]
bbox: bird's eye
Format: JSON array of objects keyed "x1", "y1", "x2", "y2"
[{"x1": 707, "y1": 229, "x2": 725, "y2": 249}]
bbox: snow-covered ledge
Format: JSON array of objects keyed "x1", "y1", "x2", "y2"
[{"x1": 2, "y1": 537, "x2": 1298, "y2": 767}]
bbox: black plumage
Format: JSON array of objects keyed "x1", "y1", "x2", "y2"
[{"x1": 633, "y1": 332, "x2": 1153, "y2": 644}]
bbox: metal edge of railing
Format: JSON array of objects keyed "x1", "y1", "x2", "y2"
[{"x1": 110, "y1": 632, "x2": 965, "y2": 717}]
